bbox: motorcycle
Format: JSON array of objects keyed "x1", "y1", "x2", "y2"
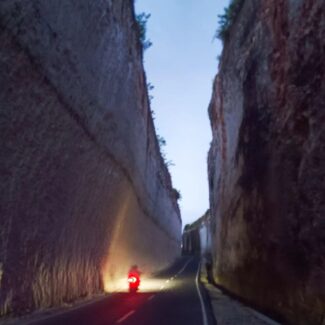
[{"x1": 127, "y1": 273, "x2": 140, "y2": 293}]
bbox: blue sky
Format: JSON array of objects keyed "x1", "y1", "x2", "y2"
[{"x1": 135, "y1": 0, "x2": 229, "y2": 226}]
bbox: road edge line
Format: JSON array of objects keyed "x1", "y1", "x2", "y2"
[
  {"x1": 116, "y1": 310, "x2": 135, "y2": 324},
  {"x1": 196, "y1": 261, "x2": 208, "y2": 325},
  {"x1": 175, "y1": 257, "x2": 193, "y2": 276}
]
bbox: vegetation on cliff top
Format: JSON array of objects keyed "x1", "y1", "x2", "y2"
[
  {"x1": 136, "y1": 12, "x2": 152, "y2": 50},
  {"x1": 136, "y1": 11, "x2": 181, "y2": 202},
  {"x1": 216, "y1": 0, "x2": 245, "y2": 41}
]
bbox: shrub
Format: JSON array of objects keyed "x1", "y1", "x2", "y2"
[
  {"x1": 147, "y1": 82, "x2": 154, "y2": 103},
  {"x1": 157, "y1": 134, "x2": 166, "y2": 148},
  {"x1": 136, "y1": 12, "x2": 152, "y2": 50},
  {"x1": 173, "y1": 189, "x2": 182, "y2": 201},
  {"x1": 216, "y1": 0, "x2": 245, "y2": 41}
]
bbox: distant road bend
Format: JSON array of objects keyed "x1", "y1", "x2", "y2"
[{"x1": 29, "y1": 257, "x2": 213, "y2": 325}]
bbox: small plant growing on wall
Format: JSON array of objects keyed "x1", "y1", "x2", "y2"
[{"x1": 157, "y1": 134, "x2": 175, "y2": 168}]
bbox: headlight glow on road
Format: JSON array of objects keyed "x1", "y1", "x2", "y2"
[
  {"x1": 103, "y1": 276, "x2": 174, "y2": 293},
  {"x1": 138, "y1": 278, "x2": 168, "y2": 292}
]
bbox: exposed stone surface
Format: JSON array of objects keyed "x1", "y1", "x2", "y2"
[
  {"x1": 208, "y1": 0, "x2": 325, "y2": 324},
  {"x1": 0, "y1": 0, "x2": 181, "y2": 318},
  {"x1": 182, "y1": 210, "x2": 211, "y2": 256}
]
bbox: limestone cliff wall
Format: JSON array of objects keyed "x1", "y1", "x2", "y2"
[
  {"x1": 0, "y1": 0, "x2": 181, "y2": 317},
  {"x1": 208, "y1": 1, "x2": 325, "y2": 324},
  {"x1": 182, "y1": 211, "x2": 211, "y2": 256}
]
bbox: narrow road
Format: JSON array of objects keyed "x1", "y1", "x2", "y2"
[{"x1": 28, "y1": 257, "x2": 213, "y2": 325}]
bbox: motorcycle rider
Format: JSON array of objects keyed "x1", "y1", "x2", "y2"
[
  {"x1": 128, "y1": 265, "x2": 141, "y2": 291},
  {"x1": 128, "y1": 265, "x2": 141, "y2": 278}
]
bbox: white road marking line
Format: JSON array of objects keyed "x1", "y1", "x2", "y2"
[
  {"x1": 176, "y1": 257, "x2": 193, "y2": 276},
  {"x1": 196, "y1": 262, "x2": 208, "y2": 325},
  {"x1": 148, "y1": 295, "x2": 155, "y2": 301},
  {"x1": 166, "y1": 280, "x2": 170, "y2": 283},
  {"x1": 116, "y1": 310, "x2": 135, "y2": 323}
]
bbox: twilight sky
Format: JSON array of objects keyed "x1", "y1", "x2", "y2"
[{"x1": 135, "y1": 0, "x2": 229, "y2": 226}]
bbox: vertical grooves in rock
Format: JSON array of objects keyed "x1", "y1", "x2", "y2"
[{"x1": 0, "y1": 0, "x2": 181, "y2": 317}]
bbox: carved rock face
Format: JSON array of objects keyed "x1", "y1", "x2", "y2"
[
  {"x1": 0, "y1": 0, "x2": 181, "y2": 316},
  {"x1": 208, "y1": 1, "x2": 325, "y2": 324}
]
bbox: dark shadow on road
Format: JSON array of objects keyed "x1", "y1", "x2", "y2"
[{"x1": 28, "y1": 292, "x2": 159, "y2": 325}]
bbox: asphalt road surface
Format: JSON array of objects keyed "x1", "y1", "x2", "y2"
[{"x1": 28, "y1": 256, "x2": 214, "y2": 325}]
